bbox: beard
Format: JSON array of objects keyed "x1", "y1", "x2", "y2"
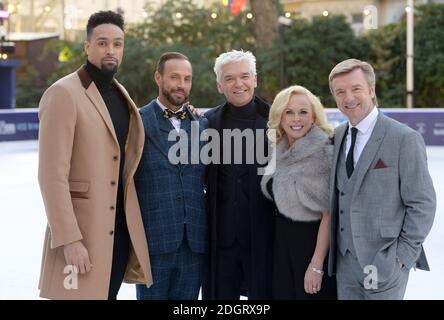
[
  {"x1": 100, "y1": 61, "x2": 118, "y2": 77},
  {"x1": 162, "y1": 87, "x2": 189, "y2": 107}
]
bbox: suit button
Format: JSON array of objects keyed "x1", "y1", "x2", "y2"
[
  {"x1": 340, "y1": 210, "x2": 344, "y2": 214},
  {"x1": 110, "y1": 206, "x2": 115, "y2": 211},
  {"x1": 111, "y1": 181, "x2": 116, "y2": 186},
  {"x1": 340, "y1": 228, "x2": 344, "y2": 232},
  {"x1": 109, "y1": 231, "x2": 114, "y2": 235},
  {"x1": 177, "y1": 196, "x2": 182, "y2": 201},
  {"x1": 340, "y1": 192, "x2": 345, "y2": 196},
  {"x1": 237, "y1": 179, "x2": 241, "y2": 183},
  {"x1": 113, "y1": 155, "x2": 118, "y2": 161}
]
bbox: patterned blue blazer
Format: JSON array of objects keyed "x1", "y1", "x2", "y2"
[{"x1": 134, "y1": 100, "x2": 209, "y2": 255}]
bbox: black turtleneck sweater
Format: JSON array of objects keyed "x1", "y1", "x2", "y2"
[
  {"x1": 216, "y1": 98, "x2": 257, "y2": 249},
  {"x1": 85, "y1": 61, "x2": 130, "y2": 298},
  {"x1": 85, "y1": 60, "x2": 130, "y2": 171}
]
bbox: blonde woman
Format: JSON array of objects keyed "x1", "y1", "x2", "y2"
[{"x1": 261, "y1": 85, "x2": 337, "y2": 300}]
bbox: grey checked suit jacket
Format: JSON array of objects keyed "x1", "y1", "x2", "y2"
[{"x1": 328, "y1": 110, "x2": 436, "y2": 282}]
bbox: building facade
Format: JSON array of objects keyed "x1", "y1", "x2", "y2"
[
  {"x1": 3, "y1": 0, "x2": 443, "y2": 39},
  {"x1": 280, "y1": 0, "x2": 442, "y2": 33}
]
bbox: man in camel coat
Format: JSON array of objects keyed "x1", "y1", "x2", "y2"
[{"x1": 37, "y1": 11, "x2": 152, "y2": 299}]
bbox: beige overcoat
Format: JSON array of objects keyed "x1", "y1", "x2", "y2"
[{"x1": 38, "y1": 65, "x2": 152, "y2": 299}]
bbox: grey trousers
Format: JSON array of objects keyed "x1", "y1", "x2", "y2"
[{"x1": 336, "y1": 250, "x2": 410, "y2": 300}]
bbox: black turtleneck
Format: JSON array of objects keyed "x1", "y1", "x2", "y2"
[
  {"x1": 216, "y1": 97, "x2": 257, "y2": 249},
  {"x1": 85, "y1": 60, "x2": 129, "y2": 177},
  {"x1": 226, "y1": 99, "x2": 257, "y2": 121},
  {"x1": 221, "y1": 97, "x2": 257, "y2": 170},
  {"x1": 85, "y1": 60, "x2": 130, "y2": 299}
]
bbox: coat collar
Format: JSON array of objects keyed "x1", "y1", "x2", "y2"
[
  {"x1": 76, "y1": 65, "x2": 118, "y2": 145},
  {"x1": 77, "y1": 65, "x2": 144, "y2": 190},
  {"x1": 77, "y1": 64, "x2": 93, "y2": 89}
]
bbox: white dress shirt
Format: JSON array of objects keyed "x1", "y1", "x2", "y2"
[
  {"x1": 345, "y1": 106, "x2": 379, "y2": 167},
  {"x1": 156, "y1": 98, "x2": 184, "y2": 133}
]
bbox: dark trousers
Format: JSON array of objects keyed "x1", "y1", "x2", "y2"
[
  {"x1": 107, "y1": 211, "x2": 130, "y2": 300},
  {"x1": 215, "y1": 240, "x2": 251, "y2": 299},
  {"x1": 273, "y1": 214, "x2": 337, "y2": 300}
]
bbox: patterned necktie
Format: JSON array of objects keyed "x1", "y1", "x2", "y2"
[
  {"x1": 163, "y1": 108, "x2": 187, "y2": 120},
  {"x1": 346, "y1": 127, "x2": 358, "y2": 178}
]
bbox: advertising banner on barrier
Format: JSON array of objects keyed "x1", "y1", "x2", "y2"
[
  {"x1": 384, "y1": 110, "x2": 444, "y2": 146},
  {"x1": 0, "y1": 108, "x2": 444, "y2": 145},
  {"x1": 0, "y1": 109, "x2": 39, "y2": 142}
]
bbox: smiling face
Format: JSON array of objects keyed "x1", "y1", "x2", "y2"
[
  {"x1": 280, "y1": 93, "x2": 315, "y2": 145},
  {"x1": 216, "y1": 60, "x2": 257, "y2": 107},
  {"x1": 84, "y1": 23, "x2": 124, "y2": 73},
  {"x1": 155, "y1": 58, "x2": 192, "y2": 110},
  {"x1": 331, "y1": 68, "x2": 376, "y2": 126}
]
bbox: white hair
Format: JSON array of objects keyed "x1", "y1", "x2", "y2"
[{"x1": 214, "y1": 50, "x2": 257, "y2": 83}]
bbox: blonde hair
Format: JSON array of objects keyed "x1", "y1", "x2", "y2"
[
  {"x1": 267, "y1": 85, "x2": 333, "y2": 144},
  {"x1": 328, "y1": 58, "x2": 378, "y2": 105}
]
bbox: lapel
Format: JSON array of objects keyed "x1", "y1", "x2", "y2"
[
  {"x1": 77, "y1": 65, "x2": 118, "y2": 145},
  {"x1": 351, "y1": 110, "x2": 387, "y2": 199},
  {"x1": 113, "y1": 79, "x2": 142, "y2": 186},
  {"x1": 254, "y1": 109, "x2": 268, "y2": 131},
  {"x1": 330, "y1": 122, "x2": 348, "y2": 203},
  {"x1": 156, "y1": 106, "x2": 176, "y2": 135},
  {"x1": 248, "y1": 99, "x2": 270, "y2": 218},
  {"x1": 141, "y1": 101, "x2": 172, "y2": 159},
  {"x1": 179, "y1": 105, "x2": 197, "y2": 135},
  {"x1": 209, "y1": 103, "x2": 226, "y2": 133},
  {"x1": 181, "y1": 117, "x2": 191, "y2": 134},
  {"x1": 77, "y1": 65, "x2": 144, "y2": 187}
]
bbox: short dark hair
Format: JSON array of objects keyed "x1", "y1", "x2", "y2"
[
  {"x1": 86, "y1": 11, "x2": 124, "y2": 39},
  {"x1": 156, "y1": 52, "x2": 190, "y2": 74}
]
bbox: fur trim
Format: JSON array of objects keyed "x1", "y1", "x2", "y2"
[{"x1": 261, "y1": 126, "x2": 333, "y2": 222}]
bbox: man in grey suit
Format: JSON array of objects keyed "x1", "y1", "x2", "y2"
[{"x1": 327, "y1": 58, "x2": 436, "y2": 299}]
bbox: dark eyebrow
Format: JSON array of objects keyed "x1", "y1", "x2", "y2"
[{"x1": 95, "y1": 37, "x2": 124, "y2": 41}]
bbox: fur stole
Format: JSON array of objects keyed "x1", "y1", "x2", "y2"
[{"x1": 261, "y1": 126, "x2": 333, "y2": 221}]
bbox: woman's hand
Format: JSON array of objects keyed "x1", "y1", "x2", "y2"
[{"x1": 304, "y1": 263, "x2": 323, "y2": 294}]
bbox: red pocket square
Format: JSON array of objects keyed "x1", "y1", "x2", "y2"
[{"x1": 374, "y1": 159, "x2": 387, "y2": 169}]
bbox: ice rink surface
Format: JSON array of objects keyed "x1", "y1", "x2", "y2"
[{"x1": 0, "y1": 140, "x2": 443, "y2": 300}]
